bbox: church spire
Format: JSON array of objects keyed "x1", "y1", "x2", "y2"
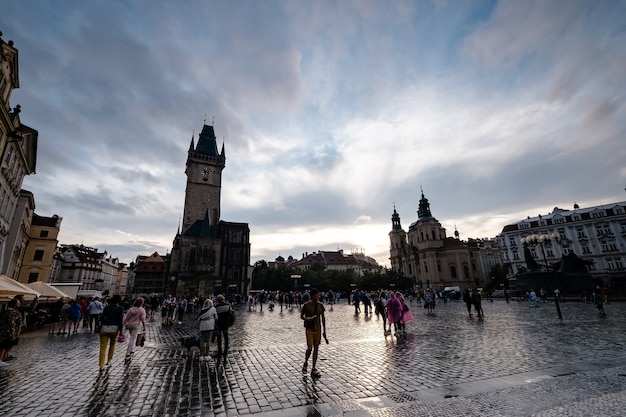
[
  {"x1": 391, "y1": 204, "x2": 403, "y2": 230},
  {"x1": 417, "y1": 188, "x2": 433, "y2": 221}
]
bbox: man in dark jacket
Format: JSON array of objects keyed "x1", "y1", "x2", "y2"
[{"x1": 213, "y1": 294, "x2": 232, "y2": 359}]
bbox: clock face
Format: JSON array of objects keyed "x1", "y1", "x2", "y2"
[{"x1": 202, "y1": 167, "x2": 211, "y2": 177}]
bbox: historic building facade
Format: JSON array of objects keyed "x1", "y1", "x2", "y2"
[
  {"x1": 497, "y1": 200, "x2": 626, "y2": 288},
  {"x1": 389, "y1": 192, "x2": 483, "y2": 290},
  {"x1": 169, "y1": 123, "x2": 250, "y2": 297},
  {"x1": 0, "y1": 33, "x2": 38, "y2": 273},
  {"x1": 17, "y1": 212, "x2": 62, "y2": 284}
]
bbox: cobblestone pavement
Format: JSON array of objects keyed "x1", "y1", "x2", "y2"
[{"x1": 1, "y1": 299, "x2": 626, "y2": 416}]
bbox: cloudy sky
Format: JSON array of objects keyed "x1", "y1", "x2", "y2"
[{"x1": 1, "y1": 0, "x2": 625, "y2": 267}]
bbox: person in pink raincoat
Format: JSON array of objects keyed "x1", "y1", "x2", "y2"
[
  {"x1": 386, "y1": 292, "x2": 403, "y2": 337},
  {"x1": 397, "y1": 293, "x2": 414, "y2": 336}
]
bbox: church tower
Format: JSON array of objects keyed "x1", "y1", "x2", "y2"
[
  {"x1": 182, "y1": 124, "x2": 225, "y2": 233},
  {"x1": 171, "y1": 121, "x2": 250, "y2": 298}
]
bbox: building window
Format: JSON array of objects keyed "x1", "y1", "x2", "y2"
[
  {"x1": 582, "y1": 245, "x2": 591, "y2": 254},
  {"x1": 33, "y1": 250, "x2": 44, "y2": 261},
  {"x1": 601, "y1": 240, "x2": 618, "y2": 252},
  {"x1": 28, "y1": 272, "x2": 39, "y2": 283},
  {"x1": 572, "y1": 214, "x2": 582, "y2": 221},
  {"x1": 596, "y1": 224, "x2": 612, "y2": 236},
  {"x1": 40, "y1": 230, "x2": 49, "y2": 238},
  {"x1": 576, "y1": 227, "x2": 586, "y2": 239},
  {"x1": 437, "y1": 263, "x2": 441, "y2": 272},
  {"x1": 615, "y1": 207, "x2": 625, "y2": 215},
  {"x1": 592, "y1": 211, "x2": 606, "y2": 218},
  {"x1": 450, "y1": 265, "x2": 457, "y2": 278},
  {"x1": 509, "y1": 237, "x2": 516, "y2": 247},
  {"x1": 512, "y1": 251, "x2": 519, "y2": 260},
  {"x1": 606, "y1": 258, "x2": 624, "y2": 270},
  {"x1": 546, "y1": 248, "x2": 554, "y2": 257},
  {"x1": 519, "y1": 223, "x2": 530, "y2": 230},
  {"x1": 553, "y1": 217, "x2": 565, "y2": 224},
  {"x1": 424, "y1": 263, "x2": 428, "y2": 273}
]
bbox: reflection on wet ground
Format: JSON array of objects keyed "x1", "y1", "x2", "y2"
[{"x1": 1, "y1": 299, "x2": 625, "y2": 416}]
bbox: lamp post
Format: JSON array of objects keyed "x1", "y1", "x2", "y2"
[{"x1": 521, "y1": 233, "x2": 562, "y2": 320}]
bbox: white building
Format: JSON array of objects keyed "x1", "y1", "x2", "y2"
[{"x1": 498, "y1": 201, "x2": 626, "y2": 287}]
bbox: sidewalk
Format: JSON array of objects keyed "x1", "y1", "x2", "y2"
[{"x1": 1, "y1": 299, "x2": 625, "y2": 416}]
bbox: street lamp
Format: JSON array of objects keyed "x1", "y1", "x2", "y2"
[{"x1": 521, "y1": 233, "x2": 562, "y2": 320}]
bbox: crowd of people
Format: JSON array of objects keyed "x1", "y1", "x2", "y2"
[{"x1": 0, "y1": 283, "x2": 612, "y2": 373}]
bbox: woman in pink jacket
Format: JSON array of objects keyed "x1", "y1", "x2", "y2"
[{"x1": 123, "y1": 297, "x2": 147, "y2": 358}]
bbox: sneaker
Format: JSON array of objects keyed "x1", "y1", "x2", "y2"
[
  {"x1": 0, "y1": 361, "x2": 9, "y2": 367},
  {"x1": 177, "y1": 321, "x2": 182, "y2": 325}
]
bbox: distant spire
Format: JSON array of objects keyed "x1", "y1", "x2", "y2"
[
  {"x1": 204, "y1": 114, "x2": 207, "y2": 124},
  {"x1": 391, "y1": 204, "x2": 402, "y2": 230}
]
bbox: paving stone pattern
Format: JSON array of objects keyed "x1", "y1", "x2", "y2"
[{"x1": 1, "y1": 299, "x2": 626, "y2": 416}]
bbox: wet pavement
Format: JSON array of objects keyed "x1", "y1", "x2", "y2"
[{"x1": 1, "y1": 298, "x2": 626, "y2": 416}]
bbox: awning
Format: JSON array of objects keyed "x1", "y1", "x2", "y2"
[
  {"x1": 0, "y1": 275, "x2": 41, "y2": 301},
  {"x1": 26, "y1": 281, "x2": 71, "y2": 301}
]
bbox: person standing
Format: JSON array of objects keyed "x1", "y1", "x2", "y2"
[
  {"x1": 98, "y1": 295, "x2": 124, "y2": 370},
  {"x1": 123, "y1": 297, "x2": 147, "y2": 359},
  {"x1": 0, "y1": 297, "x2": 24, "y2": 367},
  {"x1": 300, "y1": 288, "x2": 326, "y2": 378},
  {"x1": 213, "y1": 294, "x2": 233, "y2": 359},
  {"x1": 198, "y1": 299, "x2": 218, "y2": 360}
]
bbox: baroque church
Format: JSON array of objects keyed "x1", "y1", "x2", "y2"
[
  {"x1": 389, "y1": 191, "x2": 483, "y2": 290},
  {"x1": 169, "y1": 123, "x2": 250, "y2": 297}
]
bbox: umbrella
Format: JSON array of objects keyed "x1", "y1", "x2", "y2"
[
  {"x1": 26, "y1": 281, "x2": 71, "y2": 301},
  {"x1": 0, "y1": 275, "x2": 41, "y2": 301}
]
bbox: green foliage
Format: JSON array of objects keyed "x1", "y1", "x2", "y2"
[{"x1": 250, "y1": 260, "x2": 416, "y2": 294}]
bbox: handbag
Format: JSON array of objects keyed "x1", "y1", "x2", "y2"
[
  {"x1": 117, "y1": 332, "x2": 126, "y2": 343},
  {"x1": 136, "y1": 332, "x2": 146, "y2": 347},
  {"x1": 94, "y1": 321, "x2": 102, "y2": 333}
]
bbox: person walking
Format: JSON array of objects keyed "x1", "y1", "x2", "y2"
[
  {"x1": 593, "y1": 287, "x2": 606, "y2": 315},
  {"x1": 213, "y1": 294, "x2": 233, "y2": 359},
  {"x1": 86, "y1": 297, "x2": 104, "y2": 333},
  {"x1": 374, "y1": 291, "x2": 390, "y2": 335},
  {"x1": 300, "y1": 288, "x2": 326, "y2": 378},
  {"x1": 198, "y1": 299, "x2": 218, "y2": 360},
  {"x1": 397, "y1": 293, "x2": 414, "y2": 335},
  {"x1": 68, "y1": 300, "x2": 82, "y2": 334},
  {"x1": 471, "y1": 288, "x2": 483, "y2": 318},
  {"x1": 386, "y1": 291, "x2": 403, "y2": 337},
  {"x1": 0, "y1": 297, "x2": 24, "y2": 367},
  {"x1": 98, "y1": 295, "x2": 124, "y2": 370},
  {"x1": 123, "y1": 297, "x2": 147, "y2": 359},
  {"x1": 463, "y1": 289, "x2": 473, "y2": 317},
  {"x1": 177, "y1": 296, "x2": 188, "y2": 324}
]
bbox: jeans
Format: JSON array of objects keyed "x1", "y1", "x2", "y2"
[
  {"x1": 215, "y1": 327, "x2": 229, "y2": 356},
  {"x1": 99, "y1": 330, "x2": 118, "y2": 367}
]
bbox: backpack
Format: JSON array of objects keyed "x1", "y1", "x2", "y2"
[{"x1": 226, "y1": 307, "x2": 235, "y2": 327}]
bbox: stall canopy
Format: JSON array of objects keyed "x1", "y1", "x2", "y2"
[
  {"x1": 0, "y1": 275, "x2": 41, "y2": 302},
  {"x1": 27, "y1": 281, "x2": 71, "y2": 301}
]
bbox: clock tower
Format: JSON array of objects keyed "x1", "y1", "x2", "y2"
[{"x1": 182, "y1": 124, "x2": 225, "y2": 233}]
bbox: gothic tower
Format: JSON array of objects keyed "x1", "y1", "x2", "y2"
[{"x1": 182, "y1": 124, "x2": 225, "y2": 233}]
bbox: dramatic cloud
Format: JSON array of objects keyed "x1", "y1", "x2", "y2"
[{"x1": 2, "y1": 0, "x2": 625, "y2": 267}]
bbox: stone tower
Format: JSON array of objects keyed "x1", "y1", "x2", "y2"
[{"x1": 182, "y1": 124, "x2": 225, "y2": 233}]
